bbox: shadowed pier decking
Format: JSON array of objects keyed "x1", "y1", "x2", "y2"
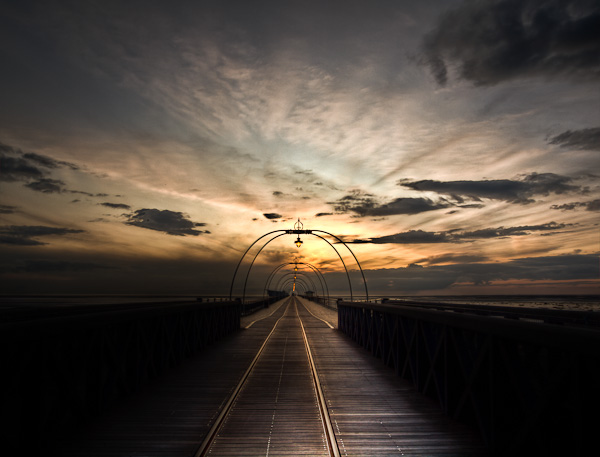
[{"x1": 49, "y1": 297, "x2": 488, "y2": 456}]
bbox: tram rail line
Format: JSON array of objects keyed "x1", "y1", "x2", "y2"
[
  {"x1": 194, "y1": 296, "x2": 340, "y2": 457},
  {"x1": 193, "y1": 299, "x2": 288, "y2": 457},
  {"x1": 294, "y1": 298, "x2": 340, "y2": 457}
]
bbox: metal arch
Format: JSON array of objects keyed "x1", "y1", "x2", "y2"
[
  {"x1": 296, "y1": 263, "x2": 329, "y2": 303},
  {"x1": 276, "y1": 271, "x2": 316, "y2": 290},
  {"x1": 281, "y1": 278, "x2": 308, "y2": 294},
  {"x1": 263, "y1": 262, "x2": 329, "y2": 305},
  {"x1": 239, "y1": 231, "x2": 350, "y2": 304},
  {"x1": 274, "y1": 272, "x2": 315, "y2": 295},
  {"x1": 264, "y1": 262, "x2": 326, "y2": 298},
  {"x1": 281, "y1": 277, "x2": 309, "y2": 291},
  {"x1": 280, "y1": 279, "x2": 306, "y2": 294},
  {"x1": 312, "y1": 229, "x2": 369, "y2": 301},
  {"x1": 267, "y1": 264, "x2": 324, "y2": 298},
  {"x1": 262, "y1": 263, "x2": 295, "y2": 301},
  {"x1": 276, "y1": 272, "x2": 317, "y2": 294},
  {"x1": 274, "y1": 271, "x2": 318, "y2": 295},
  {"x1": 241, "y1": 232, "x2": 287, "y2": 304},
  {"x1": 311, "y1": 233, "x2": 353, "y2": 301},
  {"x1": 302, "y1": 262, "x2": 331, "y2": 306},
  {"x1": 230, "y1": 224, "x2": 367, "y2": 302},
  {"x1": 229, "y1": 229, "x2": 286, "y2": 300}
]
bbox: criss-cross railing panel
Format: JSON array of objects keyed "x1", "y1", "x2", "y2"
[{"x1": 338, "y1": 301, "x2": 600, "y2": 456}]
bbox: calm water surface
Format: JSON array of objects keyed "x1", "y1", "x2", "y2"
[{"x1": 383, "y1": 295, "x2": 600, "y2": 312}]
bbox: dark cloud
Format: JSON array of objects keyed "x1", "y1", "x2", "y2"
[
  {"x1": 295, "y1": 170, "x2": 315, "y2": 177},
  {"x1": 25, "y1": 178, "x2": 66, "y2": 193},
  {"x1": 457, "y1": 203, "x2": 486, "y2": 209},
  {"x1": 551, "y1": 202, "x2": 586, "y2": 211},
  {"x1": 263, "y1": 213, "x2": 283, "y2": 220},
  {"x1": 368, "y1": 197, "x2": 449, "y2": 215},
  {"x1": 422, "y1": 0, "x2": 600, "y2": 86},
  {"x1": 0, "y1": 236, "x2": 46, "y2": 246},
  {"x1": 125, "y1": 208, "x2": 209, "y2": 236},
  {"x1": 23, "y1": 152, "x2": 79, "y2": 170},
  {"x1": 2, "y1": 259, "x2": 111, "y2": 273},
  {"x1": 0, "y1": 251, "x2": 237, "y2": 294},
  {"x1": 501, "y1": 253, "x2": 599, "y2": 281},
  {"x1": 416, "y1": 253, "x2": 490, "y2": 266},
  {"x1": 1, "y1": 142, "x2": 79, "y2": 182},
  {"x1": 1, "y1": 226, "x2": 83, "y2": 237},
  {"x1": 101, "y1": 202, "x2": 131, "y2": 210},
  {"x1": 551, "y1": 199, "x2": 600, "y2": 211},
  {"x1": 272, "y1": 191, "x2": 284, "y2": 197},
  {"x1": 0, "y1": 154, "x2": 45, "y2": 181},
  {"x1": 459, "y1": 222, "x2": 569, "y2": 238},
  {"x1": 330, "y1": 191, "x2": 449, "y2": 217},
  {"x1": 549, "y1": 127, "x2": 600, "y2": 151},
  {"x1": 315, "y1": 212, "x2": 333, "y2": 217},
  {"x1": 0, "y1": 141, "x2": 89, "y2": 194},
  {"x1": 354, "y1": 222, "x2": 568, "y2": 244},
  {"x1": 361, "y1": 253, "x2": 598, "y2": 292},
  {"x1": 399, "y1": 173, "x2": 580, "y2": 204},
  {"x1": 361, "y1": 230, "x2": 452, "y2": 244},
  {"x1": 70, "y1": 190, "x2": 110, "y2": 197},
  {"x1": 0, "y1": 204, "x2": 17, "y2": 214},
  {"x1": 0, "y1": 225, "x2": 84, "y2": 246}
]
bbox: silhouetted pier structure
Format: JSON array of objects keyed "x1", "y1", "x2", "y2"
[{"x1": 2, "y1": 295, "x2": 599, "y2": 456}]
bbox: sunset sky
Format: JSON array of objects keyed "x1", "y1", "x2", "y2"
[{"x1": 1, "y1": 0, "x2": 599, "y2": 296}]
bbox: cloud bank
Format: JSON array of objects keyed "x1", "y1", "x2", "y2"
[
  {"x1": 399, "y1": 173, "x2": 581, "y2": 204},
  {"x1": 263, "y1": 213, "x2": 283, "y2": 220},
  {"x1": 0, "y1": 205, "x2": 18, "y2": 214},
  {"x1": 0, "y1": 225, "x2": 84, "y2": 246},
  {"x1": 551, "y1": 199, "x2": 600, "y2": 211},
  {"x1": 0, "y1": 141, "x2": 86, "y2": 194},
  {"x1": 101, "y1": 202, "x2": 131, "y2": 210},
  {"x1": 353, "y1": 222, "x2": 569, "y2": 244},
  {"x1": 330, "y1": 191, "x2": 449, "y2": 217},
  {"x1": 549, "y1": 127, "x2": 600, "y2": 151},
  {"x1": 125, "y1": 209, "x2": 209, "y2": 236},
  {"x1": 422, "y1": 0, "x2": 600, "y2": 86},
  {"x1": 359, "y1": 253, "x2": 599, "y2": 292}
]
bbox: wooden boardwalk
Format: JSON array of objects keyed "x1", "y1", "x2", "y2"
[
  {"x1": 51, "y1": 298, "x2": 488, "y2": 456},
  {"x1": 297, "y1": 298, "x2": 487, "y2": 456}
]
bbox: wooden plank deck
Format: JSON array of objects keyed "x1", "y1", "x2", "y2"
[
  {"x1": 51, "y1": 299, "x2": 290, "y2": 456},
  {"x1": 297, "y1": 297, "x2": 488, "y2": 456},
  {"x1": 205, "y1": 301, "x2": 329, "y2": 456},
  {"x1": 51, "y1": 297, "x2": 488, "y2": 456}
]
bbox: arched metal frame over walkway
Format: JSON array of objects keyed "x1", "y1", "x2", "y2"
[
  {"x1": 274, "y1": 271, "x2": 317, "y2": 296},
  {"x1": 229, "y1": 219, "x2": 368, "y2": 303},
  {"x1": 263, "y1": 262, "x2": 330, "y2": 303}
]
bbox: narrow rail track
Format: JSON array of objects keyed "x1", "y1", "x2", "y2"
[
  {"x1": 295, "y1": 299, "x2": 340, "y2": 457},
  {"x1": 194, "y1": 296, "x2": 340, "y2": 457}
]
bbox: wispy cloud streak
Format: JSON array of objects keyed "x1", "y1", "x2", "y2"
[
  {"x1": 399, "y1": 173, "x2": 582, "y2": 204},
  {"x1": 352, "y1": 222, "x2": 570, "y2": 244}
]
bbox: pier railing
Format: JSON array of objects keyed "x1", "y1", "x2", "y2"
[
  {"x1": 304, "y1": 295, "x2": 338, "y2": 311},
  {"x1": 338, "y1": 301, "x2": 600, "y2": 456},
  {"x1": 0, "y1": 299, "x2": 241, "y2": 454},
  {"x1": 240, "y1": 295, "x2": 285, "y2": 316}
]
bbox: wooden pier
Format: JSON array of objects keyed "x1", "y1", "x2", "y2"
[
  {"x1": 5, "y1": 294, "x2": 598, "y2": 456},
  {"x1": 44, "y1": 297, "x2": 487, "y2": 456}
]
